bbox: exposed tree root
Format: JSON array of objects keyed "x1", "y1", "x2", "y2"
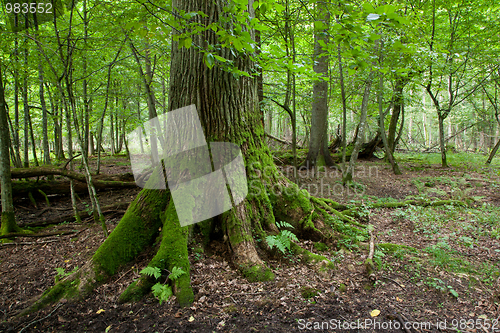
[
  {"x1": 19, "y1": 187, "x2": 169, "y2": 316},
  {"x1": 120, "y1": 200, "x2": 194, "y2": 306},
  {"x1": 24, "y1": 149, "x2": 452, "y2": 315}
]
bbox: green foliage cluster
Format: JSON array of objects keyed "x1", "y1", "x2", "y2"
[
  {"x1": 140, "y1": 266, "x2": 186, "y2": 305},
  {"x1": 265, "y1": 221, "x2": 299, "y2": 254},
  {"x1": 54, "y1": 266, "x2": 78, "y2": 283}
]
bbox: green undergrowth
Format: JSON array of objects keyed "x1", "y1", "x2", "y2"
[{"x1": 369, "y1": 197, "x2": 500, "y2": 289}]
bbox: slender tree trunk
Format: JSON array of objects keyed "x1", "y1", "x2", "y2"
[
  {"x1": 303, "y1": 1, "x2": 334, "y2": 169},
  {"x1": 387, "y1": 78, "x2": 405, "y2": 153},
  {"x1": 344, "y1": 73, "x2": 373, "y2": 184},
  {"x1": 0, "y1": 64, "x2": 22, "y2": 235},
  {"x1": 486, "y1": 139, "x2": 500, "y2": 164},
  {"x1": 377, "y1": 64, "x2": 401, "y2": 174},
  {"x1": 22, "y1": 49, "x2": 30, "y2": 168},
  {"x1": 110, "y1": 112, "x2": 115, "y2": 155},
  {"x1": 34, "y1": 14, "x2": 51, "y2": 165},
  {"x1": 438, "y1": 113, "x2": 448, "y2": 167},
  {"x1": 12, "y1": 17, "x2": 22, "y2": 168},
  {"x1": 27, "y1": 108, "x2": 39, "y2": 166},
  {"x1": 89, "y1": 131, "x2": 95, "y2": 156},
  {"x1": 338, "y1": 43, "x2": 348, "y2": 173}
]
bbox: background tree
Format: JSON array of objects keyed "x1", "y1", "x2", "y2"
[{"x1": 302, "y1": 0, "x2": 335, "y2": 169}]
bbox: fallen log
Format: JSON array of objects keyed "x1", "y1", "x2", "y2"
[
  {"x1": 11, "y1": 179, "x2": 138, "y2": 198},
  {"x1": 11, "y1": 166, "x2": 134, "y2": 182},
  {"x1": 20, "y1": 202, "x2": 131, "y2": 228}
]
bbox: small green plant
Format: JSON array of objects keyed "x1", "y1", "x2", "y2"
[
  {"x1": 373, "y1": 250, "x2": 385, "y2": 268},
  {"x1": 425, "y1": 278, "x2": 459, "y2": 297},
  {"x1": 458, "y1": 236, "x2": 475, "y2": 248},
  {"x1": 54, "y1": 266, "x2": 78, "y2": 283},
  {"x1": 266, "y1": 221, "x2": 299, "y2": 254},
  {"x1": 391, "y1": 209, "x2": 407, "y2": 221},
  {"x1": 491, "y1": 227, "x2": 500, "y2": 240},
  {"x1": 300, "y1": 286, "x2": 319, "y2": 299},
  {"x1": 140, "y1": 266, "x2": 186, "y2": 304}
]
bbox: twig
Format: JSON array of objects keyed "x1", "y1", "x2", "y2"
[
  {"x1": 114, "y1": 267, "x2": 135, "y2": 283},
  {"x1": 0, "y1": 239, "x2": 60, "y2": 247},
  {"x1": 379, "y1": 276, "x2": 407, "y2": 291},
  {"x1": 18, "y1": 303, "x2": 63, "y2": 333},
  {"x1": 0, "y1": 230, "x2": 81, "y2": 240},
  {"x1": 61, "y1": 154, "x2": 82, "y2": 169}
]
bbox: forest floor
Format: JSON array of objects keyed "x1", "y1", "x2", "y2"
[{"x1": 1, "y1": 152, "x2": 500, "y2": 333}]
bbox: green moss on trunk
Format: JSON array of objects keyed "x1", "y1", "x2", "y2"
[
  {"x1": 91, "y1": 188, "x2": 170, "y2": 281},
  {"x1": 120, "y1": 200, "x2": 194, "y2": 307},
  {"x1": 1, "y1": 212, "x2": 22, "y2": 237}
]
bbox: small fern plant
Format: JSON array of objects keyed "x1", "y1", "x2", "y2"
[
  {"x1": 140, "y1": 266, "x2": 186, "y2": 304},
  {"x1": 266, "y1": 221, "x2": 299, "y2": 254}
]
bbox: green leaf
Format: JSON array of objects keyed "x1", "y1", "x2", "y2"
[
  {"x1": 184, "y1": 37, "x2": 192, "y2": 49},
  {"x1": 233, "y1": 39, "x2": 244, "y2": 52},
  {"x1": 140, "y1": 266, "x2": 162, "y2": 279},
  {"x1": 274, "y1": 3, "x2": 285, "y2": 13},
  {"x1": 384, "y1": 5, "x2": 395, "y2": 15},
  {"x1": 367, "y1": 14, "x2": 380, "y2": 22},
  {"x1": 204, "y1": 53, "x2": 216, "y2": 69},
  {"x1": 260, "y1": 3, "x2": 267, "y2": 15},
  {"x1": 362, "y1": 3, "x2": 375, "y2": 13},
  {"x1": 214, "y1": 55, "x2": 227, "y2": 63},
  {"x1": 151, "y1": 283, "x2": 173, "y2": 305},
  {"x1": 234, "y1": 0, "x2": 249, "y2": 6},
  {"x1": 169, "y1": 266, "x2": 186, "y2": 280},
  {"x1": 314, "y1": 21, "x2": 326, "y2": 31}
]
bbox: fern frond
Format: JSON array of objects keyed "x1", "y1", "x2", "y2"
[
  {"x1": 168, "y1": 266, "x2": 186, "y2": 280},
  {"x1": 140, "y1": 266, "x2": 162, "y2": 279}
]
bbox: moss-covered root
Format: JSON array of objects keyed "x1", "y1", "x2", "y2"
[
  {"x1": 120, "y1": 201, "x2": 194, "y2": 307},
  {"x1": 222, "y1": 201, "x2": 275, "y2": 283},
  {"x1": 342, "y1": 199, "x2": 468, "y2": 217},
  {"x1": 290, "y1": 242, "x2": 335, "y2": 277},
  {"x1": 268, "y1": 184, "x2": 325, "y2": 241},
  {"x1": 18, "y1": 261, "x2": 91, "y2": 316},
  {"x1": 19, "y1": 188, "x2": 170, "y2": 316}
]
